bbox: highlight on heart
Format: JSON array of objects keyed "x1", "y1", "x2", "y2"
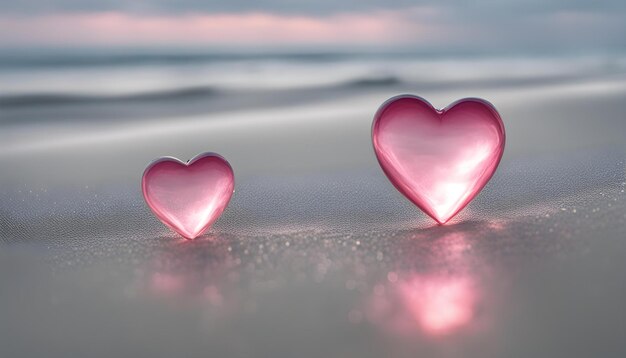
[{"x1": 372, "y1": 95, "x2": 506, "y2": 224}]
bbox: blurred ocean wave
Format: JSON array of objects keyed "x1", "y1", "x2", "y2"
[
  {"x1": 1, "y1": 51, "x2": 626, "y2": 122},
  {"x1": 0, "y1": 51, "x2": 413, "y2": 69},
  {"x1": 1, "y1": 49, "x2": 626, "y2": 162},
  {"x1": 0, "y1": 86, "x2": 219, "y2": 107},
  {"x1": 1, "y1": 51, "x2": 625, "y2": 99}
]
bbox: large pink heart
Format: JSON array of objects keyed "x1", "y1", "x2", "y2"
[
  {"x1": 142, "y1": 152, "x2": 235, "y2": 239},
  {"x1": 372, "y1": 95, "x2": 505, "y2": 224}
]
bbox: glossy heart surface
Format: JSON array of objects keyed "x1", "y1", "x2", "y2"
[
  {"x1": 372, "y1": 95, "x2": 505, "y2": 224},
  {"x1": 142, "y1": 152, "x2": 234, "y2": 239}
]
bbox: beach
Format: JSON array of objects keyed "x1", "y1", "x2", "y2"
[{"x1": 1, "y1": 51, "x2": 626, "y2": 357}]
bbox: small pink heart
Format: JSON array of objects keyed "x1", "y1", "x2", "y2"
[
  {"x1": 142, "y1": 152, "x2": 235, "y2": 239},
  {"x1": 372, "y1": 95, "x2": 505, "y2": 224}
]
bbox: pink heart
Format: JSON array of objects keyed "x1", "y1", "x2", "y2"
[
  {"x1": 142, "y1": 152, "x2": 235, "y2": 239},
  {"x1": 372, "y1": 95, "x2": 505, "y2": 224}
]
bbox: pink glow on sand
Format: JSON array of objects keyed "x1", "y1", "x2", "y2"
[
  {"x1": 398, "y1": 275, "x2": 477, "y2": 335},
  {"x1": 0, "y1": 10, "x2": 439, "y2": 46},
  {"x1": 366, "y1": 273, "x2": 479, "y2": 337},
  {"x1": 151, "y1": 272, "x2": 184, "y2": 294}
]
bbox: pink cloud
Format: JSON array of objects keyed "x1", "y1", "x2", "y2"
[{"x1": 0, "y1": 10, "x2": 444, "y2": 46}]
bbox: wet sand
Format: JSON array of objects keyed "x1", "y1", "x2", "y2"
[{"x1": 1, "y1": 65, "x2": 626, "y2": 357}]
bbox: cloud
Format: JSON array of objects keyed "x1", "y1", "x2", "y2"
[
  {"x1": 1, "y1": 0, "x2": 625, "y2": 17},
  {"x1": 0, "y1": 9, "x2": 446, "y2": 47},
  {"x1": 1, "y1": 0, "x2": 421, "y2": 16},
  {"x1": 0, "y1": 1, "x2": 625, "y2": 50}
]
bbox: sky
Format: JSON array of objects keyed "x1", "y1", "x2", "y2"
[{"x1": 0, "y1": 0, "x2": 625, "y2": 51}]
